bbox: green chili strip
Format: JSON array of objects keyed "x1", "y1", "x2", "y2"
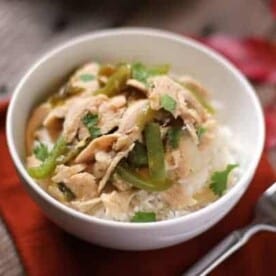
[
  {"x1": 128, "y1": 142, "x2": 148, "y2": 168},
  {"x1": 116, "y1": 163, "x2": 171, "y2": 192},
  {"x1": 136, "y1": 104, "x2": 156, "y2": 130},
  {"x1": 144, "y1": 122, "x2": 166, "y2": 182},
  {"x1": 182, "y1": 83, "x2": 215, "y2": 114},
  {"x1": 28, "y1": 136, "x2": 67, "y2": 179},
  {"x1": 94, "y1": 64, "x2": 131, "y2": 97},
  {"x1": 116, "y1": 122, "x2": 172, "y2": 191}
]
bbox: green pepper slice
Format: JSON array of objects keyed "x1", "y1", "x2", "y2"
[
  {"x1": 28, "y1": 136, "x2": 67, "y2": 179},
  {"x1": 181, "y1": 83, "x2": 215, "y2": 114},
  {"x1": 116, "y1": 122, "x2": 172, "y2": 191},
  {"x1": 136, "y1": 104, "x2": 156, "y2": 130},
  {"x1": 116, "y1": 162, "x2": 171, "y2": 192},
  {"x1": 94, "y1": 64, "x2": 131, "y2": 97},
  {"x1": 144, "y1": 122, "x2": 166, "y2": 182}
]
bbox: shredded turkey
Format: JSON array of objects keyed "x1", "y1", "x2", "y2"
[
  {"x1": 101, "y1": 191, "x2": 135, "y2": 220},
  {"x1": 69, "y1": 62, "x2": 100, "y2": 94},
  {"x1": 126, "y1": 79, "x2": 147, "y2": 93},
  {"x1": 75, "y1": 134, "x2": 120, "y2": 163},
  {"x1": 26, "y1": 103, "x2": 51, "y2": 155},
  {"x1": 52, "y1": 164, "x2": 87, "y2": 183},
  {"x1": 65, "y1": 172, "x2": 98, "y2": 200},
  {"x1": 71, "y1": 198, "x2": 102, "y2": 213},
  {"x1": 63, "y1": 95, "x2": 107, "y2": 142},
  {"x1": 98, "y1": 143, "x2": 135, "y2": 192}
]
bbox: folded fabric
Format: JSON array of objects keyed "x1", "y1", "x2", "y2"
[{"x1": 0, "y1": 100, "x2": 276, "y2": 275}]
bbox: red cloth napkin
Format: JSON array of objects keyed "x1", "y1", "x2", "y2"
[{"x1": 0, "y1": 100, "x2": 276, "y2": 276}]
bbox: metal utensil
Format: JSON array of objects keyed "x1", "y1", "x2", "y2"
[{"x1": 184, "y1": 182, "x2": 276, "y2": 276}]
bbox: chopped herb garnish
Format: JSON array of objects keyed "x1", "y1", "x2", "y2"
[
  {"x1": 128, "y1": 142, "x2": 148, "y2": 167},
  {"x1": 82, "y1": 112, "x2": 101, "y2": 139},
  {"x1": 79, "y1": 74, "x2": 95, "y2": 82},
  {"x1": 161, "y1": 94, "x2": 176, "y2": 113},
  {"x1": 131, "y1": 211, "x2": 156, "y2": 222},
  {"x1": 28, "y1": 136, "x2": 68, "y2": 179},
  {"x1": 197, "y1": 126, "x2": 207, "y2": 139},
  {"x1": 57, "y1": 183, "x2": 76, "y2": 201},
  {"x1": 209, "y1": 164, "x2": 238, "y2": 196},
  {"x1": 33, "y1": 142, "x2": 49, "y2": 161},
  {"x1": 131, "y1": 63, "x2": 169, "y2": 84},
  {"x1": 167, "y1": 126, "x2": 182, "y2": 148}
]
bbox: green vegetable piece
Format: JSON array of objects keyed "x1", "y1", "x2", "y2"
[
  {"x1": 160, "y1": 94, "x2": 176, "y2": 114},
  {"x1": 184, "y1": 85, "x2": 215, "y2": 114},
  {"x1": 28, "y1": 136, "x2": 67, "y2": 179},
  {"x1": 57, "y1": 183, "x2": 76, "y2": 201},
  {"x1": 144, "y1": 122, "x2": 166, "y2": 183},
  {"x1": 209, "y1": 164, "x2": 238, "y2": 196},
  {"x1": 167, "y1": 126, "x2": 182, "y2": 148},
  {"x1": 116, "y1": 162, "x2": 171, "y2": 192},
  {"x1": 33, "y1": 142, "x2": 49, "y2": 161},
  {"x1": 136, "y1": 104, "x2": 156, "y2": 131},
  {"x1": 79, "y1": 74, "x2": 95, "y2": 82},
  {"x1": 98, "y1": 64, "x2": 116, "y2": 77},
  {"x1": 197, "y1": 126, "x2": 207, "y2": 139},
  {"x1": 131, "y1": 211, "x2": 156, "y2": 222},
  {"x1": 82, "y1": 112, "x2": 101, "y2": 139},
  {"x1": 95, "y1": 64, "x2": 131, "y2": 97},
  {"x1": 49, "y1": 86, "x2": 82, "y2": 107},
  {"x1": 132, "y1": 63, "x2": 170, "y2": 84},
  {"x1": 128, "y1": 142, "x2": 148, "y2": 167}
]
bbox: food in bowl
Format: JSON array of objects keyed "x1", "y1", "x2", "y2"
[{"x1": 25, "y1": 61, "x2": 239, "y2": 222}]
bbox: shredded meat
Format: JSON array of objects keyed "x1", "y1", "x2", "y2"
[
  {"x1": 97, "y1": 143, "x2": 134, "y2": 192},
  {"x1": 71, "y1": 198, "x2": 102, "y2": 213},
  {"x1": 75, "y1": 134, "x2": 119, "y2": 163},
  {"x1": 63, "y1": 95, "x2": 107, "y2": 143},
  {"x1": 126, "y1": 79, "x2": 147, "y2": 93},
  {"x1": 65, "y1": 172, "x2": 98, "y2": 200},
  {"x1": 52, "y1": 164, "x2": 87, "y2": 183},
  {"x1": 69, "y1": 62, "x2": 100, "y2": 94},
  {"x1": 26, "y1": 103, "x2": 51, "y2": 154},
  {"x1": 148, "y1": 76, "x2": 209, "y2": 144},
  {"x1": 101, "y1": 191, "x2": 135, "y2": 220}
]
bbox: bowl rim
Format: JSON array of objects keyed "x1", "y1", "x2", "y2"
[{"x1": 6, "y1": 27, "x2": 265, "y2": 229}]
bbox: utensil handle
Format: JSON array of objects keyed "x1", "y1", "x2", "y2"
[{"x1": 183, "y1": 225, "x2": 262, "y2": 276}]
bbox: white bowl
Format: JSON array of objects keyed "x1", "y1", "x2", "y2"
[{"x1": 6, "y1": 28, "x2": 264, "y2": 250}]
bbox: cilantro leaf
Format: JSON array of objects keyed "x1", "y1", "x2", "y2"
[
  {"x1": 132, "y1": 63, "x2": 149, "y2": 84},
  {"x1": 131, "y1": 63, "x2": 169, "y2": 84},
  {"x1": 197, "y1": 126, "x2": 207, "y2": 139},
  {"x1": 79, "y1": 74, "x2": 95, "y2": 82},
  {"x1": 33, "y1": 142, "x2": 49, "y2": 161},
  {"x1": 209, "y1": 164, "x2": 238, "y2": 196},
  {"x1": 161, "y1": 94, "x2": 176, "y2": 113},
  {"x1": 82, "y1": 112, "x2": 101, "y2": 139},
  {"x1": 128, "y1": 142, "x2": 148, "y2": 167},
  {"x1": 167, "y1": 126, "x2": 182, "y2": 148},
  {"x1": 131, "y1": 211, "x2": 156, "y2": 222}
]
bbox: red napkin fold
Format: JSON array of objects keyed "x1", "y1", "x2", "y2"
[{"x1": 0, "y1": 100, "x2": 276, "y2": 276}]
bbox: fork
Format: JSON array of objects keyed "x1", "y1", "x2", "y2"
[{"x1": 184, "y1": 182, "x2": 276, "y2": 276}]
